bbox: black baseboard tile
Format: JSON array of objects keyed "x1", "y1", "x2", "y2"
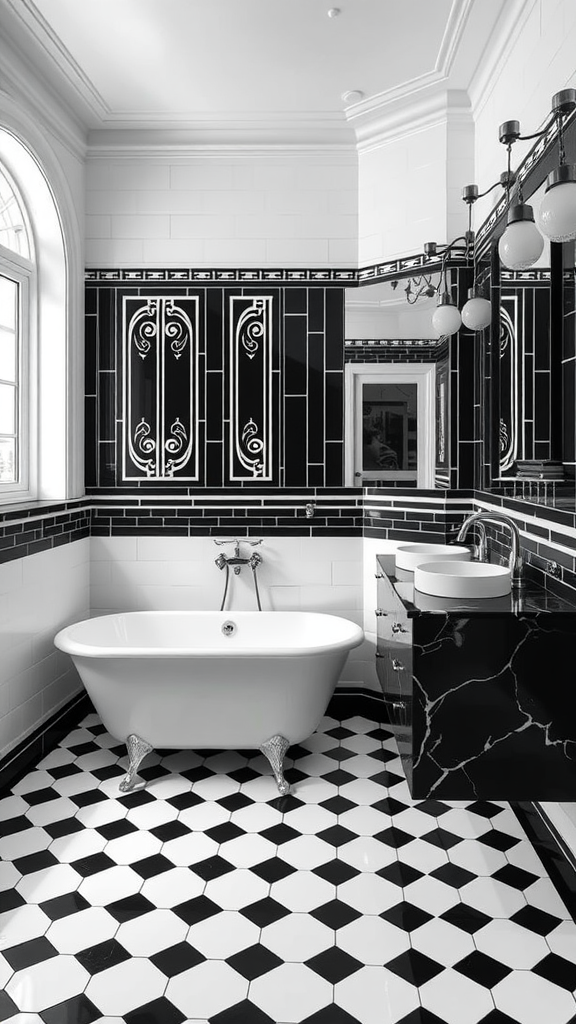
[
  {"x1": 328, "y1": 686, "x2": 390, "y2": 724},
  {"x1": 513, "y1": 802, "x2": 576, "y2": 920},
  {"x1": 0, "y1": 691, "x2": 93, "y2": 797}
]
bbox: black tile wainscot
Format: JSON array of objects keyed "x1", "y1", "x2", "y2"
[{"x1": 375, "y1": 554, "x2": 576, "y2": 801}]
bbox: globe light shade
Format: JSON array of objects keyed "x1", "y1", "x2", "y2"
[
  {"x1": 537, "y1": 166, "x2": 576, "y2": 242},
  {"x1": 461, "y1": 288, "x2": 491, "y2": 331},
  {"x1": 498, "y1": 204, "x2": 544, "y2": 269},
  {"x1": 432, "y1": 293, "x2": 462, "y2": 337}
]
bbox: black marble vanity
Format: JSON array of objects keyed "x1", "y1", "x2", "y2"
[{"x1": 376, "y1": 554, "x2": 576, "y2": 800}]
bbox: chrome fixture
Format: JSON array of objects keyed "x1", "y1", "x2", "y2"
[
  {"x1": 214, "y1": 539, "x2": 264, "y2": 611},
  {"x1": 305, "y1": 502, "x2": 316, "y2": 519},
  {"x1": 425, "y1": 171, "x2": 514, "y2": 336},
  {"x1": 214, "y1": 537, "x2": 263, "y2": 574},
  {"x1": 119, "y1": 734, "x2": 153, "y2": 793},
  {"x1": 390, "y1": 275, "x2": 438, "y2": 305},
  {"x1": 422, "y1": 86, "x2": 576, "y2": 336},
  {"x1": 547, "y1": 561, "x2": 562, "y2": 579},
  {"x1": 456, "y1": 512, "x2": 524, "y2": 589},
  {"x1": 221, "y1": 620, "x2": 237, "y2": 636},
  {"x1": 260, "y1": 734, "x2": 291, "y2": 795},
  {"x1": 498, "y1": 89, "x2": 576, "y2": 264},
  {"x1": 457, "y1": 517, "x2": 488, "y2": 562}
]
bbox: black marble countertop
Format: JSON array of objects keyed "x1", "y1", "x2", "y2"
[{"x1": 377, "y1": 555, "x2": 576, "y2": 616}]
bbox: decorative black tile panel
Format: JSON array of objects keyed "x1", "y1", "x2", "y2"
[{"x1": 86, "y1": 278, "x2": 354, "y2": 489}]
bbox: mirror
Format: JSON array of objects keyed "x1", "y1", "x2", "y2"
[
  {"x1": 344, "y1": 278, "x2": 445, "y2": 488},
  {"x1": 344, "y1": 279, "x2": 438, "y2": 340},
  {"x1": 487, "y1": 174, "x2": 576, "y2": 509}
]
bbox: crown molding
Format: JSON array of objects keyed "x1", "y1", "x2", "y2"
[
  {"x1": 468, "y1": 0, "x2": 538, "y2": 120},
  {"x1": 435, "y1": 0, "x2": 475, "y2": 75},
  {"x1": 0, "y1": 42, "x2": 87, "y2": 161},
  {"x1": 86, "y1": 127, "x2": 358, "y2": 157},
  {"x1": 354, "y1": 87, "x2": 473, "y2": 154},
  {"x1": 2, "y1": 0, "x2": 477, "y2": 154},
  {"x1": 2, "y1": 0, "x2": 109, "y2": 123}
]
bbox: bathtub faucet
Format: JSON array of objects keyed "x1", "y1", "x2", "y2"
[
  {"x1": 214, "y1": 538, "x2": 263, "y2": 574},
  {"x1": 214, "y1": 539, "x2": 264, "y2": 611}
]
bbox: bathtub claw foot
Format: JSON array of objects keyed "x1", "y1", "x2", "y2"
[
  {"x1": 120, "y1": 734, "x2": 153, "y2": 792},
  {"x1": 260, "y1": 735, "x2": 290, "y2": 795}
]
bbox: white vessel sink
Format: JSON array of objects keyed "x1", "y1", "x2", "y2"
[
  {"x1": 413, "y1": 560, "x2": 512, "y2": 598},
  {"x1": 395, "y1": 543, "x2": 471, "y2": 573}
]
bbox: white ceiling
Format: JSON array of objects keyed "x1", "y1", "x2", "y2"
[{"x1": 0, "y1": 0, "x2": 508, "y2": 140}]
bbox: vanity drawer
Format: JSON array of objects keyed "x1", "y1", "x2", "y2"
[
  {"x1": 376, "y1": 609, "x2": 412, "y2": 645},
  {"x1": 375, "y1": 644, "x2": 412, "y2": 695}
]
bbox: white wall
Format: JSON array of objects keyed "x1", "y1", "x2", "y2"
[
  {"x1": 91, "y1": 535, "x2": 377, "y2": 693},
  {"x1": 358, "y1": 112, "x2": 474, "y2": 266},
  {"x1": 85, "y1": 154, "x2": 358, "y2": 268},
  {"x1": 472, "y1": 0, "x2": 576, "y2": 230},
  {"x1": 0, "y1": 541, "x2": 90, "y2": 759}
]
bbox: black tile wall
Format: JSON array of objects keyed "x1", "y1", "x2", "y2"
[{"x1": 86, "y1": 280, "x2": 345, "y2": 490}]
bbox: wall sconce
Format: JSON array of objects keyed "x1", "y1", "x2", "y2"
[
  {"x1": 425, "y1": 172, "x2": 514, "y2": 335},
  {"x1": 390, "y1": 276, "x2": 438, "y2": 304},
  {"x1": 498, "y1": 88, "x2": 576, "y2": 267}
]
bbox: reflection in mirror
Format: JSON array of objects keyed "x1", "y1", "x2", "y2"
[
  {"x1": 344, "y1": 363, "x2": 436, "y2": 487},
  {"x1": 481, "y1": 168, "x2": 576, "y2": 508},
  {"x1": 344, "y1": 279, "x2": 439, "y2": 340},
  {"x1": 344, "y1": 279, "x2": 442, "y2": 489},
  {"x1": 361, "y1": 382, "x2": 417, "y2": 478}
]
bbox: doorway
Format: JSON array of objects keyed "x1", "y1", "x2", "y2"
[{"x1": 344, "y1": 363, "x2": 436, "y2": 486}]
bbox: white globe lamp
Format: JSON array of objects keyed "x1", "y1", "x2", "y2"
[
  {"x1": 537, "y1": 166, "x2": 576, "y2": 242},
  {"x1": 498, "y1": 204, "x2": 544, "y2": 269},
  {"x1": 432, "y1": 293, "x2": 462, "y2": 337},
  {"x1": 461, "y1": 288, "x2": 492, "y2": 331}
]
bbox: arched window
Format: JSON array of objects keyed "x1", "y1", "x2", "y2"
[{"x1": 0, "y1": 163, "x2": 34, "y2": 496}]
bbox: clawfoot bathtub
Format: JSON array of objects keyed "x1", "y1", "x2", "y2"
[{"x1": 54, "y1": 611, "x2": 364, "y2": 794}]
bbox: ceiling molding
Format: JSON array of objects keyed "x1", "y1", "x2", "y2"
[
  {"x1": 344, "y1": 0, "x2": 474, "y2": 128},
  {"x1": 434, "y1": 0, "x2": 475, "y2": 74},
  {"x1": 86, "y1": 138, "x2": 358, "y2": 159},
  {"x1": 468, "y1": 0, "x2": 538, "y2": 120},
  {"x1": 3, "y1": 0, "x2": 110, "y2": 123},
  {"x1": 0, "y1": 38, "x2": 86, "y2": 160},
  {"x1": 0, "y1": 0, "x2": 489, "y2": 154},
  {"x1": 354, "y1": 88, "x2": 473, "y2": 154}
]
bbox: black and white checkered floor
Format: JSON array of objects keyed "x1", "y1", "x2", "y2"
[{"x1": 0, "y1": 711, "x2": 575, "y2": 1024}]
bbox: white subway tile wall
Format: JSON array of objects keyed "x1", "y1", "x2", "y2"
[
  {"x1": 0, "y1": 540, "x2": 90, "y2": 759},
  {"x1": 86, "y1": 157, "x2": 358, "y2": 268},
  {"x1": 89, "y1": 535, "x2": 376, "y2": 692}
]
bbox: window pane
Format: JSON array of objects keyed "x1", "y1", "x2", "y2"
[
  {"x1": 0, "y1": 329, "x2": 16, "y2": 383},
  {"x1": 0, "y1": 437, "x2": 15, "y2": 482},
  {"x1": 0, "y1": 275, "x2": 17, "y2": 330},
  {"x1": 0, "y1": 383, "x2": 15, "y2": 433},
  {"x1": 0, "y1": 166, "x2": 30, "y2": 259}
]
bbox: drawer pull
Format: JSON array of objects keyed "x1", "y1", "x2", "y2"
[
  {"x1": 375, "y1": 609, "x2": 388, "y2": 617},
  {"x1": 391, "y1": 658, "x2": 405, "y2": 671},
  {"x1": 375, "y1": 651, "x2": 385, "y2": 659},
  {"x1": 391, "y1": 622, "x2": 408, "y2": 634}
]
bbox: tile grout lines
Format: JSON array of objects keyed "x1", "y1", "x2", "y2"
[{"x1": 0, "y1": 713, "x2": 575, "y2": 1022}]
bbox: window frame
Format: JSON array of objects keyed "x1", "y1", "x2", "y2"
[{"x1": 0, "y1": 242, "x2": 36, "y2": 502}]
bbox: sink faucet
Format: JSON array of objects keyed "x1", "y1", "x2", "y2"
[
  {"x1": 459, "y1": 519, "x2": 488, "y2": 562},
  {"x1": 456, "y1": 512, "x2": 525, "y2": 589}
]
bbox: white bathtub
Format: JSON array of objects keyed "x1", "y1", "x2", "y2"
[{"x1": 54, "y1": 610, "x2": 364, "y2": 793}]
